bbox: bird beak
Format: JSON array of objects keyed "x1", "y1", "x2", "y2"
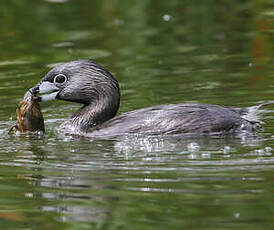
[{"x1": 30, "y1": 81, "x2": 60, "y2": 102}]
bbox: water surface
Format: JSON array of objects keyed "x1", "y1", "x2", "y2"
[{"x1": 1, "y1": 0, "x2": 274, "y2": 229}]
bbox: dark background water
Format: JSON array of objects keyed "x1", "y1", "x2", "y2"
[{"x1": 1, "y1": 0, "x2": 274, "y2": 229}]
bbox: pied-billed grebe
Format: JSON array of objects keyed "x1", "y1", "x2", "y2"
[{"x1": 28, "y1": 59, "x2": 270, "y2": 137}]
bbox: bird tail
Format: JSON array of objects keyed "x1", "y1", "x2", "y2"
[
  {"x1": 240, "y1": 101, "x2": 274, "y2": 124},
  {"x1": 250, "y1": 101, "x2": 274, "y2": 110}
]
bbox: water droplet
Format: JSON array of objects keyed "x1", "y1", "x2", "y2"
[
  {"x1": 25, "y1": 193, "x2": 33, "y2": 198},
  {"x1": 223, "y1": 146, "x2": 231, "y2": 154},
  {"x1": 265, "y1": 146, "x2": 272, "y2": 152},
  {"x1": 187, "y1": 142, "x2": 200, "y2": 152},
  {"x1": 255, "y1": 149, "x2": 265, "y2": 155},
  {"x1": 44, "y1": 0, "x2": 68, "y2": 3},
  {"x1": 113, "y1": 18, "x2": 124, "y2": 26},
  {"x1": 234, "y1": 213, "x2": 240, "y2": 218},
  {"x1": 201, "y1": 153, "x2": 211, "y2": 158},
  {"x1": 163, "y1": 14, "x2": 171, "y2": 21}
]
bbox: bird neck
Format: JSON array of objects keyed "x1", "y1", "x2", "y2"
[{"x1": 69, "y1": 95, "x2": 120, "y2": 132}]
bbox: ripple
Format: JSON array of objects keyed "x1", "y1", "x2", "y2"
[
  {"x1": 0, "y1": 60, "x2": 31, "y2": 67},
  {"x1": 65, "y1": 30, "x2": 102, "y2": 41},
  {"x1": 52, "y1": 41, "x2": 74, "y2": 48},
  {"x1": 70, "y1": 49, "x2": 112, "y2": 59},
  {"x1": 44, "y1": 0, "x2": 68, "y2": 3}
]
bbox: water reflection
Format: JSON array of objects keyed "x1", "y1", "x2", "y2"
[{"x1": 1, "y1": 117, "x2": 274, "y2": 225}]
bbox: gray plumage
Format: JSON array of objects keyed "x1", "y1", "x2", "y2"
[{"x1": 30, "y1": 59, "x2": 272, "y2": 137}]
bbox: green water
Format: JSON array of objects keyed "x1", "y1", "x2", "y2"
[{"x1": 1, "y1": 0, "x2": 274, "y2": 229}]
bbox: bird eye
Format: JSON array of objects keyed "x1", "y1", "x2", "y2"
[{"x1": 53, "y1": 74, "x2": 67, "y2": 85}]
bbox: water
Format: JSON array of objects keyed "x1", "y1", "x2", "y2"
[{"x1": 1, "y1": 0, "x2": 274, "y2": 229}]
